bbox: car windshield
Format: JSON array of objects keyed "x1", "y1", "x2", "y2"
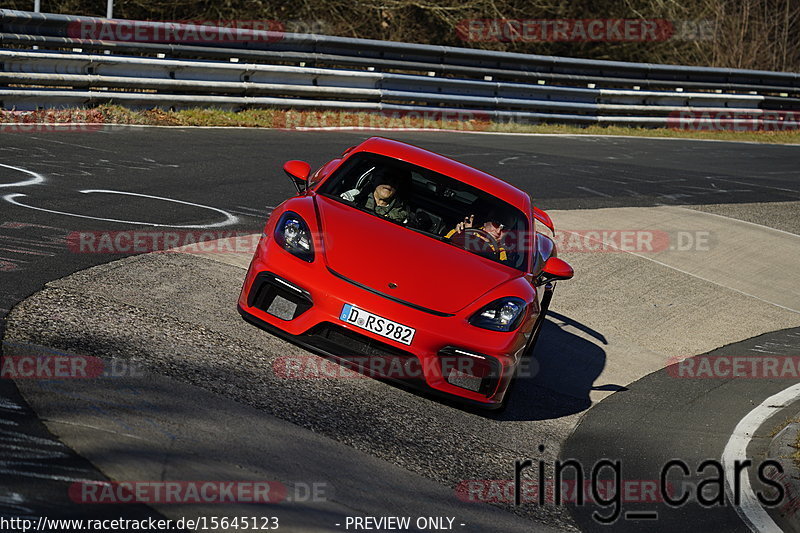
[{"x1": 317, "y1": 152, "x2": 529, "y2": 271}]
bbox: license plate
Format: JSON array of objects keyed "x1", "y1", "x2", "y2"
[{"x1": 339, "y1": 304, "x2": 416, "y2": 346}]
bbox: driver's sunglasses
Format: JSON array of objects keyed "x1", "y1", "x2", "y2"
[{"x1": 489, "y1": 220, "x2": 505, "y2": 230}]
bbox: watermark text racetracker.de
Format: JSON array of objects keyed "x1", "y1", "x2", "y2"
[
  {"x1": 669, "y1": 111, "x2": 800, "y2": 131},
  {"x1": 272, "y1": 352, "x2": 539, "y2": 381},
  {"x1": 67, "y1": 230, "x2": 262, "y2": 254},
  {"x1": 66, "y1": 19, "x2": 329, "y2": 43},
  {"x1": 67, "y1": 229, "x2": 714, "y2": 255},
  {"x1": 0, "y1": 110, "x2": 105, "y2": 133},
  {"x1": 1, "y1": 341, "x2": 144, "y2": 380},
  {"x1": 70, "y1": 481, "x2": 287, "y2": 504},
  {"x1": 69, "y1": 479, "x2": 328, "y2": 507},
  {"x1": 456, "y1": 19, "x2": 714, "y2": 42},
  {"x1": 668, "y1": 355, "x2": 800, "y2": 379},
  {"x1": 549, "y1": 229, "x2": 712, "y2": 253},
  {"x1": 272, "y1": 109, "x2": 492, "y2": 131}
]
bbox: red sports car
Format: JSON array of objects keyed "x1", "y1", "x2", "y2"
[{"x1": 238, "y1": 137, "x2": 573, "y2": 408}]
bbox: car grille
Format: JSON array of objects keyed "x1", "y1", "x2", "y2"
[
  {"x1": 304, "y1": 323, "x2": 413, "y2": 358},
  {"x1": 303, "y1": 323, "x2": 425, "y2": 383}
]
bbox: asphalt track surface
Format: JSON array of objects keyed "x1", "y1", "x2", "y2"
[
  {"x1": 0, "y1": 127, "x2": 799, "y2": 531},
  {"x1": 563, "y1": 327, "x2": 800, "y2": 533}
]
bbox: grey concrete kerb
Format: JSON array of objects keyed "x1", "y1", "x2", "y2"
[{"x1": 767, "y1": 420, "x2": 800, "y2": 532}]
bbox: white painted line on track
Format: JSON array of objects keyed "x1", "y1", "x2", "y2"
[
  {"x1": 0, "y1": 163, "x2": 46, "y2": 188},
  {"x1": 722, "y1": 382, "x2": 800, "y2": 533},
  {"x1": 576, "y1": 185, "x2": 613, "y2": 198},
  {"x1": 3, "y1": 190, "x2": 239, "y2": 229}
]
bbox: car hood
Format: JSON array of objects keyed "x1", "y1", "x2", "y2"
[{"x1": 316, "y1": 195, "x2": 521, "y2": 315}]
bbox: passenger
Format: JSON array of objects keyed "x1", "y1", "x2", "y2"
[{"x1": 341, "y1": 168, "x2": 409, "y2": 223}]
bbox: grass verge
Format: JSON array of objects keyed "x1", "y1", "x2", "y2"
[{"x1": 1, "y1": 105, "x2": 799, "y2": 144}]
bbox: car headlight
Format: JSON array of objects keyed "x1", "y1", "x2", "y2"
[
  {"x1": 274, "y1": 211, "x2": 314, "y2": 262},
  {"x1": 469, "y1": 297, "x2": 526, "y2": 332}
]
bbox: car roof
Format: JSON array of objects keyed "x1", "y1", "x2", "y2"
[{"x1": 351, "y1": 137, "x2": 532, "y2": 215}]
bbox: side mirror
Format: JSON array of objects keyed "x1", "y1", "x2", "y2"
[
  {"x1": 283, "y1": 160, "x2": 311, "y2": 193},
  {"x1": 539, "y1": 257, "x2": 574, "y2": 284}
]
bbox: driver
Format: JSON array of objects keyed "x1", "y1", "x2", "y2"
[{"x1": 445, "y1": 213, "x2": 510, "y2": 262}]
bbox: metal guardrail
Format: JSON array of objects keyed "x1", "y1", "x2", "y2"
[{"x1": 1, "y1": 9, "x2": 799, "y2": 126}]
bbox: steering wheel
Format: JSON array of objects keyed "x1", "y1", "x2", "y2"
[{"x1": 463, "y1": 227, "x2": 500, "y2": 258}]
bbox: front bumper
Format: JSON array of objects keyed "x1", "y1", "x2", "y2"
[{"x1": 237, "y1": 235, "x2": 531, "y2": 407}]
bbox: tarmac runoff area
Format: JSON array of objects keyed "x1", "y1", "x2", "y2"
[{"x1": 4, "y1": 200, "x2": 800, "y2": 532}]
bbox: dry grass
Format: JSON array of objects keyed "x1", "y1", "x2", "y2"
[
  {"x1": 3, "y1": 105, "x2": 798, "y2": 143},
  {"x1": 59, "y1": 105, "x2": 800, "y2": 144}
]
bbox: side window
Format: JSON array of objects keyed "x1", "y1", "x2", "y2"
[
  {"x1": 411, "y1": 172, "x2": 438, "y2": 194},
  {"x1": 319, "y1": 157, "x2": 376, "y2": 197}
]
